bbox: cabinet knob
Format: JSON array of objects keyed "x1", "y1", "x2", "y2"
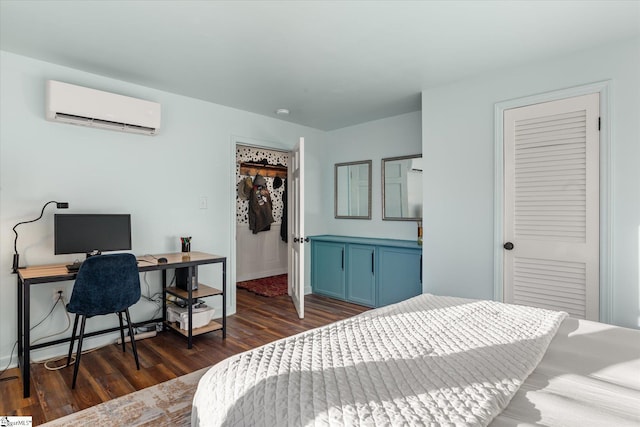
[{"x1": 503, "y1": 242, "x2": 514, "y2": 250}]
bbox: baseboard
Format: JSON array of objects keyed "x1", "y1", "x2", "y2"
[{"x1": 237, "y1": 268, "x2": 287, "y2": 283}]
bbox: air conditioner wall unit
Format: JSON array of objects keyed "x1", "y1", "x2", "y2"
[{"x1": 45, "y1": 80, "x2": 161, "y2": 135}]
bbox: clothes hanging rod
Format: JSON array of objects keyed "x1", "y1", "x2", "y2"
[{"x1": 239, "y1": 162, "x2": 288, "y2": 179}]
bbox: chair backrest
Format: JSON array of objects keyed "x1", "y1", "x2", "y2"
[{"x1": 67, "y1": 253, "x2": 141, "y2": 316}]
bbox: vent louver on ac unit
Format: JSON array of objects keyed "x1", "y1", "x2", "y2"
[{"x1": 46, "y1": 80, "x2": 161, "y2": 135}]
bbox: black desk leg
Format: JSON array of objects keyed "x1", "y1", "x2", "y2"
[
  {"x1": 22, "y1": 280, "x2": 31, "y2": 398},
  {"x1": 17, "y1": 276, "x2": 23, "y2": 366},
  {"x1": 162, "y1": 269, "x2": 167, "y2": 332},
  {"x1": 17, "y1": 276, "x2": 26, "y2": 398},
  {"x1": 187, "y1": 266, "x2": 193, "y2": 349},
  {"x1": 222, "y1": 259, "x2": 226, "y2": 339}
]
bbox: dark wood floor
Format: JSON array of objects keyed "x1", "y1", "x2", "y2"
[{"x1": 0, "y1": 289, "x2": 369, "y2": 425}]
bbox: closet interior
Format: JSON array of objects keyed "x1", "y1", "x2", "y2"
[{"x1": 235, "y1": 145, "x2": 289, "y2": 296}]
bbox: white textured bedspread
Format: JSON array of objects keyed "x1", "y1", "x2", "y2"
[{"x1": 192, "y1": 294, "x2": 566, "y2": 426}]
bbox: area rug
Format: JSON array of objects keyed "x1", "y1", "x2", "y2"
[
  {"x1": 236, "y1": 274, "x2": 288, "y2": 297},
  {"x1": 41, "y1": 368, "x2": 208, "y2": 427}
]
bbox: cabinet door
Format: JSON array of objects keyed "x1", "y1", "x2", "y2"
[
  {"x1": 347, "y1": 244, "x2": 376, "y2": 307},
  {"x1": 311, "y1": 241, "x2": 345, "y2": 300},
  {"x1": 377, "y1": 247, "x2": 422, "y2": 307}
]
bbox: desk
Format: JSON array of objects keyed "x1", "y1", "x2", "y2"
[{"x1": 17, "y1": 251, "x2": 226, "y2": 398}]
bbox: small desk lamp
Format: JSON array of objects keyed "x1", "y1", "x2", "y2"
[{"x1": 12, "y1": 200, "x2": 69, "y2": 273}]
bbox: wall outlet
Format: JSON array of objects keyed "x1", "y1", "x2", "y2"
[
  {"x1": 199, "y1": 196, "x2": 208, "y2": 209},
  {"x1": 53, "y1": 288, "x2": 64, "y2": 303}
]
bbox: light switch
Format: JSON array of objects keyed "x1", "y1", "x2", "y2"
[{"x1": 199, "y1": 196, "x2": 208, "y2": 209}]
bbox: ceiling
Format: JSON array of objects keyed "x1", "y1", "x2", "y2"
[{"x1": 1, "y1": 1, "x2": 638, "y2": 131}]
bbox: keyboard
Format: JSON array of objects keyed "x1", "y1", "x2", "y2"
[{"x1": 66, "y1": 263, "x2": 82, "y2": 273}]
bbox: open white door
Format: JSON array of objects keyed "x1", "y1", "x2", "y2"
[{"x1": 288, "y1": 137, "x2": 305, "y2": 318}]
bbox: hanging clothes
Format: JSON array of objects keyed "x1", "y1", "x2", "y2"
[
  {"x1": 237, "y1": 176, "x2": 253, "y2": 200},
  {"x1": 280, "y1": 179, "x2": 288, "y2": 243},
  {"x1": 248, "y1": 174, "x2": 274, "y2": 234}
]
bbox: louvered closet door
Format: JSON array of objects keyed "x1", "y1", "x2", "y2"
[{"x1": 504, "y1": 93, "x2": 599, "y2": 320}]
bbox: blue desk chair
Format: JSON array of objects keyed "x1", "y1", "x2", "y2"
[{"x1": 65, "y1": 253, "x2": 141, "y2": 388}]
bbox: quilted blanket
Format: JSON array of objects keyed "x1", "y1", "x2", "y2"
[{"x1": 192, "y1": 294, "x2": 566, "y2": 426}]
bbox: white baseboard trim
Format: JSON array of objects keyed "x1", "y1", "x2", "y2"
[{"x1": 236, "y1": 268, "x2": 287, "y2": 283}]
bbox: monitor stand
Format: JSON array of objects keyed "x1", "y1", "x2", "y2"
[{"x1": 66, "y1": 251, "x2": 102, "y2": 273}]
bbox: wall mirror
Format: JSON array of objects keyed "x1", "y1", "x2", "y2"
[
  {"x1": 382, "y1": 154, "x2": 423, "y2": 221},
  {"x1": 335, "y1": 160, "x2": 372, "y2": 219}
]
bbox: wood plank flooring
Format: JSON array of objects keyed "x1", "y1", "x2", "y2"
[{"x1": 0, "y1": 289, "x2": 369, "y2": 425}]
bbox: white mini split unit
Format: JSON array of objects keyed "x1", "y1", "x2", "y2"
[{"x1": 45, "y1": 80, "x2": 161, "y2": 135}]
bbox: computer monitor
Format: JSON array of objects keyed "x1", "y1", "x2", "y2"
[{"x1": 54, "y1": 214, "x2": 132, "y2": 257}]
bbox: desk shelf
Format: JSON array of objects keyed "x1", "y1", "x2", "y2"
[
  {"x1": 164, "y1": 284, "x2": 224, "y2": 339},
  {"x1": 164, "y1": 319, "x2": 223, "y2": 337},
  {"x1": 165, "y1": 284, "x2": 222, "y2": 300},
  {"x1": 160, "y1": 258, "x2": 227, "y2": 349}
]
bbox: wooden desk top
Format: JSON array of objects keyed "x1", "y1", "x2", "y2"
[
  {"x1": 137, "y1": 251, "x2": 224, "y2": 266},
  {"x1": 18, "y1": 263, "x2": 74, "y2": 281},
  {"x1": 18, "y1": 251, "x2": 225, "y2": 283}
]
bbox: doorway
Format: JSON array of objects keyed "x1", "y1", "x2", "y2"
[{"x1": 235, "y1": 143, "x2": 289, "y2": 283}]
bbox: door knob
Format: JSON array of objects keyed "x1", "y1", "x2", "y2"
[{"x1": 503, "y1": 242, "x2": 514, "y2": 250}]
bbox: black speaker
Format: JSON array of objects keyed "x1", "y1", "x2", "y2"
[{"x1": 175, "y1": 267, "x2": 198, "y2": 291}]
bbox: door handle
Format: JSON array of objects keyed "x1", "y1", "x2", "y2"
[
  {"x1": 503, "y1": 242, "x2": 514, "y2": 250},
  {"x1": 371, "y1": 252, "x2": 374, "y2": 274}
]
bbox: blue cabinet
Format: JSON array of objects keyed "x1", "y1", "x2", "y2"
[
  {"x1": 311, "y1": 241, "x2": 345, "y2": 300},
  {"x1": 377, "y1": 246, "x2": 422, "y2": 307},
  {"x1": 310, "y1": 235, "x2": 422, "y2": 308},
  {"x1": 346, "y1": 244, "x2": 376, "y2": 306}
]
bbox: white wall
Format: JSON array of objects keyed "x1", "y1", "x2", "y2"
[
  {"x1": 236, "y1": 224, "x2": 287, "y2": 281},
  {"x1": 321, "y1": 111, "x2": 423, "y2": 240},
  {"x1": 422, "y1": 37, "x2": 640, "y2": 328},
  {"x1": 0, "y1": 51, "x2": 324, "y2": 366}
]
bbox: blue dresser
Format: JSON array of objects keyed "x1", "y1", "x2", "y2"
[{"x1": 310, "y1": 235, "x2": 422, "y2": 307}]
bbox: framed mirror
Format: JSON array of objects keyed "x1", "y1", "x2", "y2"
[
  {"x1": 335, "y1": 160, "x2": 372, "y2": 219},
  {"x1": 382, "y1": 154, "x2": 423, "y2": 221}
]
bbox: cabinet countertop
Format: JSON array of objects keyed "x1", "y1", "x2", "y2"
[{"x1": 309, "y1": 235, "x2": 422, "y2": 250}]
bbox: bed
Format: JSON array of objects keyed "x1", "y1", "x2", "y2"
[{"x1": 192, "y1": 294, "x2": 640, "y2": 426}]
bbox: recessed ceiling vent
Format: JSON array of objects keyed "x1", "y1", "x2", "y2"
[{"x1": 45, "y1": 80, "x2": 161, "y2": 135}]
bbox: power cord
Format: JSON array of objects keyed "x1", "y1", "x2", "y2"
[
  {"x1": 40, "y1": 344, "x2": 105, "y2": 371},
  {"x1": 140, "y1": 270, "x2": 177, "y2": 320},
  {"x1": 142, "y1": 272, "x2": 163, "y2": 302},
  {"x1": 30, "y1": 291, "x2": 65, "y2": 331},
  {"x1": 141, "y1": 272, "x2": 165, "y2": 321},
  {"x1": 0, "y1": 292, "x2": 66, "y2": 381},
  {"x1": 33, "y1": 292, "x2": 112, "y2": 370},
  {"x1": 38, "y1": 293, "x2": 136, "y2": 370},
  {"x1": 0, "y1": 342, "x2": 18, "y2": 382}
]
